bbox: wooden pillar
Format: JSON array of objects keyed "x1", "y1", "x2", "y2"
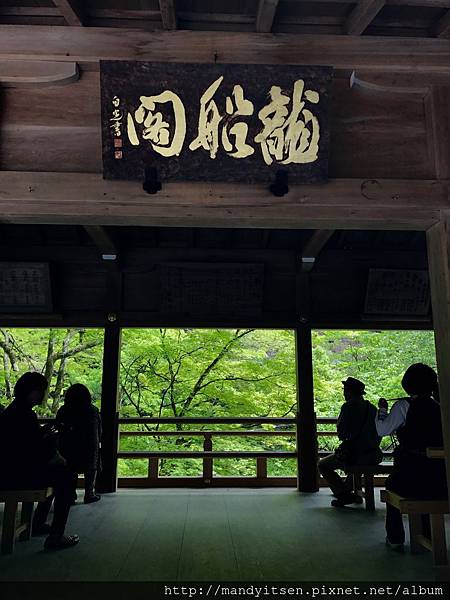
[
  {"x1": 426, "y1": 219, "x2": 450, "y2": 507},
  {"x1": 295, "y1": 325, "x2": 319, "y2": 492},
  {"x1": 98, "y1": 322, "x2": 121, "y2": 493}
]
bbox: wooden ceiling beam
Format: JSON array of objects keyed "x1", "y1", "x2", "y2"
[
  {"x1": 0, "y1": 172, "x2": 447, "y2": 231},
  {"x1": 53, "y1": 0, "x2": 84, "y2": 26},
  {"x1": 256, "y1": 0, "x2": 280, "y2": 33},
  {"x1": 435, "y1": 11, "x2": 450, "y2": 38},
  {"x1": 159, "y1": 0, "x2": 177, "y2": 30},
  {"x1": 346, "y1": 0, "x2": 386, "y2": 35},
  {"x1": 2, "y1": 27, "x2": 450, "y2": 73}
]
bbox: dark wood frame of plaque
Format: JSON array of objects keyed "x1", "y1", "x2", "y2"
[
  {"x1": 364, "y1": 268, "x2": 430, "y2": 316},
  {"x1": 101, "y1": 61, "x2": 332, "y2": 184},
  {"x1": 0, "y1": 262, "x2": 52, "y2": 313}
]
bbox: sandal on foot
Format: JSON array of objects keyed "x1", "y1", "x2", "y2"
[{"x1": 44, "y1": 534, "x2": 80, "y2": 551}]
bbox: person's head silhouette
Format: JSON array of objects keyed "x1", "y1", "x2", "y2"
[
  {"x1": 14, "y1": 372, "x2": 48, "y2": 407},
  {"x1": 64, "y1": 383, "x2": 92, "y2": 412},
  {"x1": 401, "y1": 363, "x2": 438, "y2": 399}
]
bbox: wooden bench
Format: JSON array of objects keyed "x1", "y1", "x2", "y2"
[
  {"x1": 0, "y1": 488, "x2": 53, "y2": 555},
  {"x1": 380, "y1": 490, "x2": 449, "y2": 568},
  {"x1": 347, "y1": 463, "x2": 394, "y2": 511}
]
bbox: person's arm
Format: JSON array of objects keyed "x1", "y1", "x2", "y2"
[{"x1": 375, "y1": 399, "x2": 409, "y2": 437}]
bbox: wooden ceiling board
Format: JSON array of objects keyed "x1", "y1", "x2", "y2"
[
  {"x1": 177, "y1": 0, "x2": 258, "y2": 16},
  {"x1": 277, "y1": 1, "x2": 355, "y2": 18},
  {"x1": 374, "y1": 4, "x2": 446, "y2": 27}
]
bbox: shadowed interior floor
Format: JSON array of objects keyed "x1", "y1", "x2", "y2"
[{"x1": 0, "y1": 489, "x2": 447, "y2": 581}]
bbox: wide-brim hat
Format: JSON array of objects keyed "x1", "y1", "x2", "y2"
[{"x1": 342, "y1": 377, "x2": 366, "y2": 395}]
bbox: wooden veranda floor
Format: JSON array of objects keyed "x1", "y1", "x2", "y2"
[{"x1": 0, "y1": 489, "x2": 447, "y2": 581}]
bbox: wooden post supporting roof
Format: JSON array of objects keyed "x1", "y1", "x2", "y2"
[
  {"x1": 296, "y1": 325, "x2": 319, "y2": 493},
  {"x1": 98, "y1": 323, "x2": 121, "y2": 494},
  {"x1": 426, "y1": 220, "x2": 450, "y2": 511},
  {"x1": 295, "y1": 269, "x2": 319, "y2": 493}
]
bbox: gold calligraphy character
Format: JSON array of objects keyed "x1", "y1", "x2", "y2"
[
  {"x1": 127, "y1": 90, "x2": 186, "y2": 157},
  {"x1": 189, "y1": 76, "x2": 224, "y2": 159},
  {"x1": 254, "y1": 80, "x2": 320, "y2": 165},
  {"x1": 222, "y1": 85, "x2": 254, "y2": 159}
]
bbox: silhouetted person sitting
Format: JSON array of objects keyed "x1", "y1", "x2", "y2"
[
  {"x1": 56, "y1": 384, "x2": 102, "y2": 504},
  {"x1": 319, "y1": 377, "x2": 382, "y2": 507},
  {"x1": 377, "y1": 363, "x2": 447, "y2": 551},
  {"x1": 0, "y1": 372, "x2": 79, "y2": 550}
]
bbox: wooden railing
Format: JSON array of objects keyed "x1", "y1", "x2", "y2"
[
  {"x1": 117, "y1": 417, "x2": 298, "y2": 487},
  {"x1": 116, "y1": 416, "x2": 360, "y2": 487}
]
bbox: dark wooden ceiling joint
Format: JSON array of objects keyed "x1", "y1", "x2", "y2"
[
  {"x1": 53, "y1": 0, "x2": 84, "y2": 26},
  {"x1": 301, "y1": 230, "x2": 336, "y2": 272},
  {"x1": 346, "y1": 0, "x2": 386, "y2": 35},
  {"x1": 256, "y1": 0, "x2": 280, "y2": 33},
  {"x1": 159, "y1": 0, "x2": 177, "y2": 30},
  {"x1": 434, "y1": 10, "x2": 450, "y2": 37},
  {"x1": 84, "y1": 226, "x2": 118, "y2": 260}
]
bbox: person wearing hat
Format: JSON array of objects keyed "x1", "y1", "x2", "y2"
[{"x1": 318, "y1": 376, "x2": 382, "y2": 507}]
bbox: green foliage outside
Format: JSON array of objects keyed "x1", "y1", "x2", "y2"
[{"x1": 0, "y1": 327, "x2": 436, "y2": 480}]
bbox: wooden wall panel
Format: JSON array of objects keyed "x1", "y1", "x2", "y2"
[
  {"x1": 0, "y1": 72, "x2": 433, "y2": 179},
  {"x1": 329, "y1": 80, "x2": 433, "y2": 179},
  {"x1": 0, "y1": 72, "x2": 101, "y2": 172}
]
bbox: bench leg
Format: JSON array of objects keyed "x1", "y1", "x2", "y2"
[
  {"x1": 19, "y1": 501, "x2": 34, "y2": 542},
  {"x1": 1, "y1": 500, "x2": 18, "y2": 555},
  {"x1": 430, "y1": 514, "x2": 448, "y2": 567},
  {"x1": 409, "y1": 514, "x2": 423, "y2": 554},
  {"x1": 364, "y1": 474, "x2": 375, "y2": 511}
]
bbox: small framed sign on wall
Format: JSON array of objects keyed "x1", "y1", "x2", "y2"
[
  {"x1": 0, "y1": 262, "x2": 52, "y2": 313},
  {"x1": 101, "y1": 61, "x2": 332, "y2": 184},
  {"x1": 160, "y1": 262, "x2": 264, "y2": 317},
  {"x1": 364, "y1": 269, "x2": 430, "y2": 316}
]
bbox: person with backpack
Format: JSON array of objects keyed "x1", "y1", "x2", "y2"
[{"x1": 319, "y1": 377, "x2": 382, "y2": 507}]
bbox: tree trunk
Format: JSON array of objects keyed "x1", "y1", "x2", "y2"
[
  {"x1": 50, "y1": 329, "x2": 78, "y2": 414},
  {"x1": 42, "y1": 329, "x2": 56, "y2": 408}
]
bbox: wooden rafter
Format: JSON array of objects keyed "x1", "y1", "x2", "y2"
[
  {"x1": 159, "y1": 0, "x2": 177, "y2": 30},
  {"x1": 256, "y1": 0, "x2": 280, "y2": 33},
  {"x1": 53, "y1": 0, "x2": 84, "y2": 26},
  {"x1": 435, "y1": 10, "x2": 450, "y2": 37},
  {"x1": 346, "y1": 0, "x2": 386, "y2": 35},
  {"x1": 84, "y1": 226, "x2": 117, "y2": 258},
  {"x1": 301, "y1": 230, "x2": 335, "y2": 272}
]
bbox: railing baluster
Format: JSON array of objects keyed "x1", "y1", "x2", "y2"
[
  {"x1": 203, "y1": 433, "x2": 213, "y2": 484},
  {"x1": 148, "y1": 457, "x2": 159, "y2": 481},
  {"x1": 256, "y1": 456, "x2": 267, "y2": 481}
]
